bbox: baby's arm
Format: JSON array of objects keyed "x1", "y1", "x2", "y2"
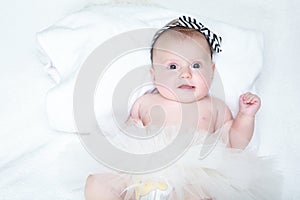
[
  {"x1": 229, "y1": 92, "x2": 261, "y2": 149},
  {"x1": 129, "y1": 94, "x2": 151, "y2": 126},
  {"x1": 129, "y1": 96, "x2": 142, "y2": 122}
]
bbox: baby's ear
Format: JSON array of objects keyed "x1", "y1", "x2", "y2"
[
  {"x1": 150, "y1": 67, "x2": 155, "y2": 82},
  {"x1": 210, "y1": 62, "x2": 215, "y2": 81},
  {"x1": 212, "y1": 62, "x2": 216, "y2": 72}
]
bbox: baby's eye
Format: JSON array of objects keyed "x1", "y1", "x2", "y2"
[
  {"x1": 168, "y1": 64, "x2": 178, "y2": 70},
  {"x1": 191, "y1": 63, "x2": 201, "y2": 69}
]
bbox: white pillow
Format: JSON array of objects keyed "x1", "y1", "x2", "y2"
[{"x1": 37, "y1": 3, "x2": 263, "y2": 133}]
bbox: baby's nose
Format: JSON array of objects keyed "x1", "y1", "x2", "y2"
[{"x1": 180, "y1": 68, "x2": 192, "y2": 79}]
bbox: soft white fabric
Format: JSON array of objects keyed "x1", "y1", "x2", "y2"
[
  {"x1": 98, "y1": 120, "x2": 282, "y2": 200},
  {"x1": 37, "y1": 4, "x2": 263, "y2": 136}
]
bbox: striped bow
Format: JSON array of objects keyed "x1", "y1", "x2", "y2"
[{"x1": 152, "y1": 16, "x2": 222, "y2": 54}]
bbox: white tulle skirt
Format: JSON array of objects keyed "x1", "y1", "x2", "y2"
[{"x1": 101, "y1": 120, "x2": 282, "y2": 200}]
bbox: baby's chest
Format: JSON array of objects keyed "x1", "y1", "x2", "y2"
[{"x1": 140, "y1": 100, "x2": 216, "y2": 130}]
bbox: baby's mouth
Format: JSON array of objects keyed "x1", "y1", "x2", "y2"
[{"x1": 178, "y1": 84, "x2": 196, "y2": 90}]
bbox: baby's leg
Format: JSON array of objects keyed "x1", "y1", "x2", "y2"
[{"x1": 85, "y1": 172, "x2": 131, "y2": 200}]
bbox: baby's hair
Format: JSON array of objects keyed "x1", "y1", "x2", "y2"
[
  {"x1": 150, "y1": 16, "x2": 223, "y2": 63},
  {"x1": 150, "y1": 26, "x2": 213, "y2": 62}
]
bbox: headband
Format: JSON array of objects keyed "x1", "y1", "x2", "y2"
[{"x1": 151, "y1": 16, "x2": 222, "y2": 53}]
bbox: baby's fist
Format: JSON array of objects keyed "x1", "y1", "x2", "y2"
[{"x1": 239, "y1": 92, "x2": 261, "y2": 117}]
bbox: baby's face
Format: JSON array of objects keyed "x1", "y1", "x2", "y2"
[{"x1": 151, "y1": 30, "x2": 215, "y2": 103}]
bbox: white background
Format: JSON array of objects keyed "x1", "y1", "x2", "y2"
[{"x1": 0, "y1": 0, "x2": 299, "y2": 199}]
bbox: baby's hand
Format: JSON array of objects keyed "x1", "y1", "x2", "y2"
[{"x1": 239, "y1": 92, "x2": 261, "y2": 117}]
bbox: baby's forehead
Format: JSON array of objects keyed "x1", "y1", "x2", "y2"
[{"x1": 153, "y1": 30, "x2": 212, "y2": 60}]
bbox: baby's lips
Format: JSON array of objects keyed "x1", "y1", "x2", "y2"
[{"x1": 178, "y1": 84, "x2": 196, "y2": 89}]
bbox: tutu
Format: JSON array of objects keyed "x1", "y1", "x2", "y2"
[{"x1": 101, "y1": 119, "x2": 282, "y2": 200}]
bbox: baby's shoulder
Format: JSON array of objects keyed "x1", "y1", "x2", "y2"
[
  {"x1": 135, "y1": 93, "x2": 161, "y2": 104},
  {"x1": 200, "y1": 95, "x2": 227, "y2": 108},
  {"x1": 204, "y1": 95, "x2": 232, "y2": 118},
  {"x1": 210, "y1": 96, "x2": 227, "y2": 107},
  {"x1": 130, "y1": 93, "x2": 167, "y2": 122},
  {"x1": 208, "y1": 96, "x2": 233, "y2": 127},
  {"x1": 131, "y1": 93, "x2": 161, "y2": 111}
]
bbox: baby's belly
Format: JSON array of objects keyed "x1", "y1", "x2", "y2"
[
  {"x1": 145, "y1": 119, "x2": 215, "y2": 133},
  {"x1": 148, "y1": 116, "x2": 215, "y2": 133}
]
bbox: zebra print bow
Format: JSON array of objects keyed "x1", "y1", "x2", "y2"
[{"x1": 152, "y1": 16, "x2": 222, "y2": 53}]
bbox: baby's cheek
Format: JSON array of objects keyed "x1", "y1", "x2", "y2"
[
  {"x1": 156, "y1": 86, "x2": 177, "y2": 100},
  {"x1": 195, "y1": 72, "x2": 211, "y2": 89},
  {"x1": 154, "y1": 75, "x2": 175, "y2": 90}
]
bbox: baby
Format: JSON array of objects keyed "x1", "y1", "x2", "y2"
[
  {"x1": 130, "y1": 17, "x2": 260, "y2": 150},
  {"x1": 85, "y1": 16, "x2": 265, "y2": 200}
]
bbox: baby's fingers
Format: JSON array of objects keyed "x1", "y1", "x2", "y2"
[
  {"x1": 241, "y1": 92, "x2": 250, "y2": 102},
  {"x1": 241, "y1": 93, "x2": 260, "y2": 104},
  {"x1": 248, "y1": 96, "x2": 259, "y2": 104}
]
